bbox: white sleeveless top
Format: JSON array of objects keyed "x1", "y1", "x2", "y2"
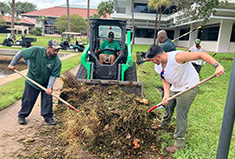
[
  {"x1": 155, "y1": 51, "x2": 199, "y2": 92},
  {"x1": 189, "y1": 45, "x2": 204, "y2": 65}
]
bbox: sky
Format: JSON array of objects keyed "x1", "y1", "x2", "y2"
[{"x1": 0, "y1": 0, "x2": 108, "y2": 9}]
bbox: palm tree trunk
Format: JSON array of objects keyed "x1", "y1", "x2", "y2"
[
  {"x1": 158, "y1": 7, "x2": 162, "y2": 32},
  {"x1": 11, "y1": 0, "x2": 15, "y2": 40},
  {"x1": 87, "y1": 0, "x2": 90, "y2": 43},
  {"x1": 67, "y1": 0, "x2": 71, "y2": 32},
  {"x1": 42, "y1": 21, "x2": 45, "y2": 37},
  {"x1": 153, "y1": 10, "x2": 158, "y2": 45},
  {"x1": 131, "y1": 0, "x2": 135, "y2": 45}
]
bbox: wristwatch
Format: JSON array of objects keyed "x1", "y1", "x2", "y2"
[{"x1": 214, "y1": 62, "x2": 220, "y2": 67}]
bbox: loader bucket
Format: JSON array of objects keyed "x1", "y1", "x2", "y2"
[{"x1": 76, "y1": 79, "x2": 143, "y2": 96}]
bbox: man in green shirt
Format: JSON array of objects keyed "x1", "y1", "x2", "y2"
[
  {"x1": 96, "y1": 31, "x2": 121, "y2": 64},
  {"x1": 8, "y1": 39, "x2": 62, "y2": 125},
  {"x1": 157, "y1": 30, "x2": 176, "y2": 52}
]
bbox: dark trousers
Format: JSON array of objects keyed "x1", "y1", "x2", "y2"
[
  {"x1": 18, "y1": 81, "x2": 53, "y2": 121},
  {"x1": 192, "y1": 63, "x2": 202, "y2": 73}
]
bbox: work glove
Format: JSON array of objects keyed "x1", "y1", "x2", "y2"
[{"x1": 137, "y1": 59, "x2": 145, "y2": 65}]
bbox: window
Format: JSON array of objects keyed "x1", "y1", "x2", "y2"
[
  {"x1": 135, "y1": 28, "x2": 155, "y2": 38},
  {"x1": 198, "y1": 26, "x2": 219, "y2": 41},
  {"x1": 134, "y1": 3, "x2": 177, "y2": 14},
  {"x1": 98, "y1": 25, "x2": 121, "y2": 39},
  {"x1": 230, "y1": 25, "x2": 235, "y2": 42},
  {"x1": 118, "y1": 7, "x2": 126, "y2": 14},
  {"x1": 135, "y1": 29, "x2": 175, "y2": 39},
  {"x1": 134, "y1": 3, "x2": 156, "y2": 14},
  {"x1": 166, "y1": 30, "x2": 174, "y2": 40},
  {"x1": 179, "y1": 28, "x2": 190, "y2": 40}
]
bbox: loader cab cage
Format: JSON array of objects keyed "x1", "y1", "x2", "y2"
[
  {"x1": 89, "y1": 19, "x2": 127, "y2": 65},
  {"x1": 76, "y1": 19, "x2": 143, "y2": 96}
]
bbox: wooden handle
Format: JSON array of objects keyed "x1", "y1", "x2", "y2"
[
  {"x1": 14, "y1": 69, "x2": 79, "y2": 113},
  {"x1": 148, "y1": 74, "x2": 217, "y2": 112}
]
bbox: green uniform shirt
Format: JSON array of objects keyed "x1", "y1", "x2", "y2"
[
  {"x1": 99, "y1": 39, "x2": 121, "y2": 55},
  {"x1": 20, "y1": 46, "x2": 61, "y2": 90},
  {"x1": 161, "y1": 38, "x2": 176, "y2": 52}
]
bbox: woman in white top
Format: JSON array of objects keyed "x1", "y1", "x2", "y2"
[{"x1": 146, "y1": 45, "x2": 225, "y2": 153}]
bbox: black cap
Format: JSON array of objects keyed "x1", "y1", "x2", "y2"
[
  {"x1": 146, "y1": 45, "x2": 164, "y2": 58},
  {"x1": 108, "y1": 32, "x2": 114, "y2": 39}
]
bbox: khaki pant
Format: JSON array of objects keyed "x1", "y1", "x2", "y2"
[
  {"x1": 101, "y1": 54, "x2": 111, "y2": 63},
  {"x1": 160, "y1": 87, "x2": 199, "y2": 147}
]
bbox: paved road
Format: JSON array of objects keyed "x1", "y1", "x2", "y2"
[{"x1": 0, "y1": 49, "x2": 20, "y2": 56}]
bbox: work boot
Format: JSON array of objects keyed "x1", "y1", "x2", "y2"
[
  {"x1": 165, "y1": 144, "x2": 182, "y2": 153},
  {"x1": 45, "y1": 118, "x2": 57, "y2": 125},
  {"x1": 18, "y1": 117, "x2": 26, "y2": 125}
]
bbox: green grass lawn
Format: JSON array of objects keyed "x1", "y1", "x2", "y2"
[
  {"x1": 0, "y1": 42, "x2": 234, "y2": 158},
  {"x1": 135, "y1": 45, "x2": 235, "y2": 158}
]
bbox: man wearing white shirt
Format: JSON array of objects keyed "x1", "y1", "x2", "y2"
[
  {"x1": 189, "y1": 39, "x2": 204, "y2": 73},
  {"x1": 147, "y1": 45, "x2": 225, "y2": 153}
]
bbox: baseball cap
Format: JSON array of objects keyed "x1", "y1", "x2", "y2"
[
  {"x1": 48, "y1": 39, "x2": 61, "y2": 49},
  {"x1": 108, "y1": 32, "x2": 114, "y2": 39},
  {"x1": 195, "y1": 39, "x2": 201, "y2": 44}
]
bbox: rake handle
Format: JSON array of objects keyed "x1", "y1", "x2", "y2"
[
  {"x1": 14, "y1": 69, "x2": 79, "y2": 113},
  {"x1": 148, "y1": 74, "x2": 217, "y2": 112}
]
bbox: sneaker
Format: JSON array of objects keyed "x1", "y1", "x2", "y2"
[
  {"x1": 18, "y1": 118, "x2": 26, "y2": 125},
  {"x1": 45, "y1": 118, "x2": 57, "y2": 125}
]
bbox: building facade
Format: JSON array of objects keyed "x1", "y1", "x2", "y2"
[
  {"x1": 111, "y1": 0, "x2": 235, "y2": 53},
  {"x1": 22, "y1": 4, "x2": 110, "y2": 34},
  {"x1": 0, "y1": 15, "x2": 36, "y2": 34}
]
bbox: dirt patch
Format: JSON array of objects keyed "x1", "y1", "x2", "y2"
[{"x1": 0, "y1": 65, "x2": 174, "y2": 159}]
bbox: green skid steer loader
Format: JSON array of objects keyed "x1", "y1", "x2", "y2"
[{"x1": 76, "y1": 19, "x2": 143, "y2": 96}]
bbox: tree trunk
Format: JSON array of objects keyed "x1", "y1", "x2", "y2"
[
  {"x1": 87, "y1": 0, "x2": 90, "y2": 43},
  {"x1": 42, "y1": 21, "x2": 45, "y2": 37},
  {"x1": 67, "y1": 0, "x2": 71, "y2": 32},
  {"x1": 11, "y1": 0, "x2": 15, "y2": 40},
  {"x1": 131, "y1": 0, "x2": 135, "y2": 45},
  {"x1": 153, "y1": 10, "x2": 158, "y2": 45},
  {"x1": 158, "y1": 7, "x2": 162, "y2": 32}
]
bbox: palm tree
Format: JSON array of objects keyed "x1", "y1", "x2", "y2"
[
  {"x1": 87, "y1": 0, "x2": 90, "y2": 42},
  {"x1": 11, "y1": 0, "x2": 15, "y2": 39},
  {"x1": 148, "y1": 0, "x2": 172, "y2": 45},
  {"x1": 38, "y1": 16, "x2": 48, "y2": 36},
  {"x1": 97, "y1": 0, "x2": 113, "y2": 18},
  {"x1": 67, "y1": 0, "x2": 71, "y2": 32},
  {"x1": 131, "y1": 0, "x2": 135, "y2": 45},
  {"x1": 0, "y1": 2, "x2": 9, "y2": 15}
]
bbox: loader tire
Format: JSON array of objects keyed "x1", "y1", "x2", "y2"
[
  {"x1": 76, "y1": 64, "x2": 87, "y2": 79},
  {"x1": 124, "y1": 62, "x2": 137, "y2": 81}
]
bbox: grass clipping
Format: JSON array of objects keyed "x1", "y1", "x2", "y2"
[{"x1": 58, "y1": 73, "x2": 158, "y2": 158}]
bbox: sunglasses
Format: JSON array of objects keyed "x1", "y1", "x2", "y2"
[{"x1": 160, "y1": 69, "x2": 165, "y2": 79}]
